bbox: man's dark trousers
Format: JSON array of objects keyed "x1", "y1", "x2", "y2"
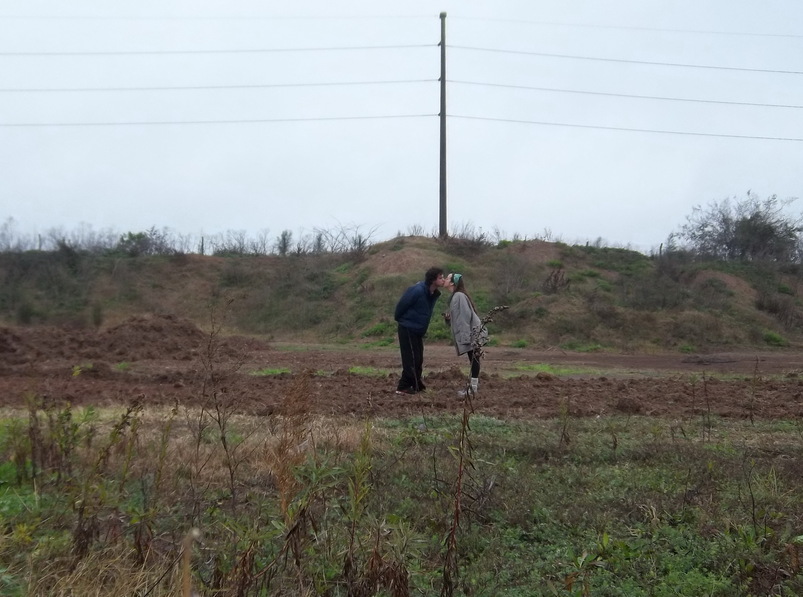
[{"x1": 397, "y1": 324, "x2": 425, "y2": 391}]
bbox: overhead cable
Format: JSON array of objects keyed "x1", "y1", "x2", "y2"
[
  {"x1": 0, "y1": 14, "x2": 434, "y2": 21},
  {"x1": 450, "y1": 79, "x2": 803, "y2": 110},
  {"x1": 0, "y1": 44, "x2": 434, "y2": 57},
  {"x1": 5, "y1": 114, "x2": 799, "y2": 142},
  {"x1": 0, "y1": 79, "x2": 437, "y2": 93},
  {"x1": 0, "y1": 114, "x2": 436, "y2": 127},
  {"x1": 450, "y1": 45, "x2": 803, "y2": 75},
  {"x1": 2, "y1": 14, "x2": 799, "y2": 39},
  {"x1": 451, "y1": 114, "x2": 803, "y2": 142},
  {"x1": 452, "y1": 16, "x2": 803, "y2": 40}
]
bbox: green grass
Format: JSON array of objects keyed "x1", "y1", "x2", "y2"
[
  {"x1": 272, "y1": 344, "x2": 310, "y2": 351},
  {"x1": 251, "y1": 367, "x2": 291, "y2": 375},
  {"x1": 347, "y1": 365, "x2": 390, "y2": 377},
  {"x1": 559, "y1": 340, "x2": 604, "y2": 352},
  {"x1": 510, "y1": 362, "x2": 605, "y2": 376},
  {"x1": 763, "y1": 330, "x2": 788, "y2": 347},
  {"x1": 361, "y1": 320, "x2": 395, "y2": 338},
  {"x1": 0, "y1": 463, "x2": 39, "y2": 519},
  {"x1": 376, "y1": 415, "x2": 803, "y2": 595},
  {"x1": 1, "y1": 407, "x2": 802, "y2": 595},
  {"x1": 360, "y1": 337, "x2": 395, "y2": 348}
]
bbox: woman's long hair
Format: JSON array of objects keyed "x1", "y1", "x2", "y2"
[{"x1": 451, "y1": 274, "x2": 478, "y2": 314}]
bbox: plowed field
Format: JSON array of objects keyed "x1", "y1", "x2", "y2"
[{"x1": 2, "y1": 314, "x2": 802, "y2": 420}]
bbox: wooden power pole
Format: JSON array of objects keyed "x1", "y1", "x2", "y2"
[{"x1": 439, "y1": 12, "x2": 448, "y2": 238}]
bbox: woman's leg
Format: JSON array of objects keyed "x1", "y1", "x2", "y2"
[
  {"x1": 467, "y1": 350, "x2": 480, "y2": 379},
  {"x1": 457, "y1": 350, "x2": 480, "y2": 396}
]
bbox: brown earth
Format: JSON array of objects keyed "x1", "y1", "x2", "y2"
[{"x1": 1, "y1": 314, "x2": 802, "y2": 420}]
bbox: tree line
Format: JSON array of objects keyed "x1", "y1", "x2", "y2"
[
  {"x1": 0, "y1": 221, "x2": 376, "y2": 258},
  {"x1": 2, "y1": 192, "x2": 801, "y2": 262}
]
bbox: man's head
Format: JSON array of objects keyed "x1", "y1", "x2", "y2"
[{"x1": 425, "y1": 267, "x2": 446, "y2": 288}]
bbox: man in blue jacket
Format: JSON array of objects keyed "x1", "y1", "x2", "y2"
[{"x1": 394, "y1": 266, "x2": 445, "y2": 394}]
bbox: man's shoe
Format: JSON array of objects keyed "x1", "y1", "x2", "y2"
[{"x1": 395, "y1": 387, "x2": 416, "y2": 395}]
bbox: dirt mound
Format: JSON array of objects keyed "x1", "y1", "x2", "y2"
[
  {"x1": 366, "y1": 246, "x2": 445, "y2": 276},
  {"x1": 99, "y1": 314, "x2": 207, "y2": 361},
  {"x1": 0, "y1": 324, "x2": 101, "y2": 364},
  {"x1": 0, "y1": 314, "x2": 271, "y2": 366},
  {"x1": 219, "y1": 335, "x2": 272, "y2": 356},
  {"x1": 0, "y1": 328, "x2": 32, "y2": 366}
]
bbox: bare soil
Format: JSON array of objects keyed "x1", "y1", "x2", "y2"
[{"x1": 2, "y1": 314, "x2": 802, "y2": 420}]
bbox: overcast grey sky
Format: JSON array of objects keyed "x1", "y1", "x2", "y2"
[{"x1": 2, "y1": 0, "x2": 802, "y2": 253}]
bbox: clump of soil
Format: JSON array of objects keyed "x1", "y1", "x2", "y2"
[
  {"x1": 99, "y1": 314, "x2": 208, "y2": 361},
  {"x1": 0, "y1": 313, "x2": 270, "y2": 365}
]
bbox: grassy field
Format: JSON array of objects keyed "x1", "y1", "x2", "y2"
[
  {"x1": 2, "y1": 234, "x2": 803, "y2": 595},
  {"x1": 3, "y1": 234, "x2": 803, "y2": 352},
  {"x1": 0, "y1": 392, "x2": 801, "y2": 596}
]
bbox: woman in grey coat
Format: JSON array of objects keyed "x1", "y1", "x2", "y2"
[{"x1": 444, "y1": 273, "x2": 487, "y2": 397}]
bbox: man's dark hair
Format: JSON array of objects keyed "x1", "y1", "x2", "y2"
[{"x1": 424, "y1": 266, "x2": 444, "y2": 286}]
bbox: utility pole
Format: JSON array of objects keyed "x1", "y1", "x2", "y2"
[{"x1": 439, "y1": 12, "x2": 448, "y2": 238}]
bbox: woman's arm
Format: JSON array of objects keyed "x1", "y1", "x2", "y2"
[{"x1": 451, "y1": 293, "x2": 472, "y2": 332}]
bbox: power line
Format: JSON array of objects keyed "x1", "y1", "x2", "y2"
[
  {"x1": 0, "y1": 113, "x2": 436, "y2": 128},
  {"x1": 453, "y1": 16, "x2": 803, "y2": 40},
  {"x1": 3, "y1": 42, "x2": 797, "y2": 77},
  {"x1": 450, "y1": 79, "x2": 803, "y2": 110},
  {"x1": 4, "y1": 77, "x2": 796, "y2": 114},
  {"x1": 0, "y1": 14, "x2": 435, "y2": 21},
  {"x1": 0, "y1": 44, "x2": 434, "y2": 57},
  {"x1": 1, "y1": 21, "x2": 799, "y2": 138},
  {"x1": 450, "y1": 45, "x2": 803, "y2": 76},
  {"x1": 451, "y1": 114, "x2": 803, "y2": 142},
  {"x1": 3, "y1": 14, "x2": 800, "y2": 39},
  {"x1": 0, "y1": 79, "x2": 437, "y2": 93},
  {"x1": 8, "y1": 112, "x2": 794, "y2": 142}
]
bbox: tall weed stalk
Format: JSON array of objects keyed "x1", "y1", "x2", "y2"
[
  {"x1": 441, "y1": 305, "x2": 507, "y2": 596},
  {"x1": 72, "y1": 401, "x2": 142, "y2": 562},
  {"x1": 195, "y1": 291, "x2": 249, "y2": 513},
  {"x1": 344, "y1": 421, "x2": 373, "y2": 591},
  {"x1": 441, "y1": 396, "x2": 473, "y2": 597}
]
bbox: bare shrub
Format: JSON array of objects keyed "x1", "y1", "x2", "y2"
[
  {"x1": 439, "y1": 222, "x2": 493, "y2": 257},
  {"x1": 0, "y1": 217, "x2": 38, "y2": 251},
  {"x1": 116, "y1": 227, "x2": 177, "y2": 257},
  {"x1": 489, "y1": 252, "x2": 537, "y2": 304},
  {"x1": 209, "y1": 229, "x2": 251, "y2": 256},
  {"x1": 677, "y1": 192, "x2": 802, "y2": 262},
  {"x1": 542, "y1": 264, "x2": 569, "y2": 294},
  {"x1": 755, "y1": 291, "x2": 801, "y2": 329},
  {"x1": 668, "y1": 311, "x2": 728, "y2": 346},
  {"x1": 692, "y1": 277, "x2": 734, "y2": 311},
  {"x1": 618, "y1": 272, "x2": 688, "y2": 310},
  {"x1": 313, "y1": 224, "x2": 377, "y2": 257}
]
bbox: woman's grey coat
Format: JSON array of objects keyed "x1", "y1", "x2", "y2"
[{"x1": 448, "y1": 292, "x2": 487, "y2": 355}]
